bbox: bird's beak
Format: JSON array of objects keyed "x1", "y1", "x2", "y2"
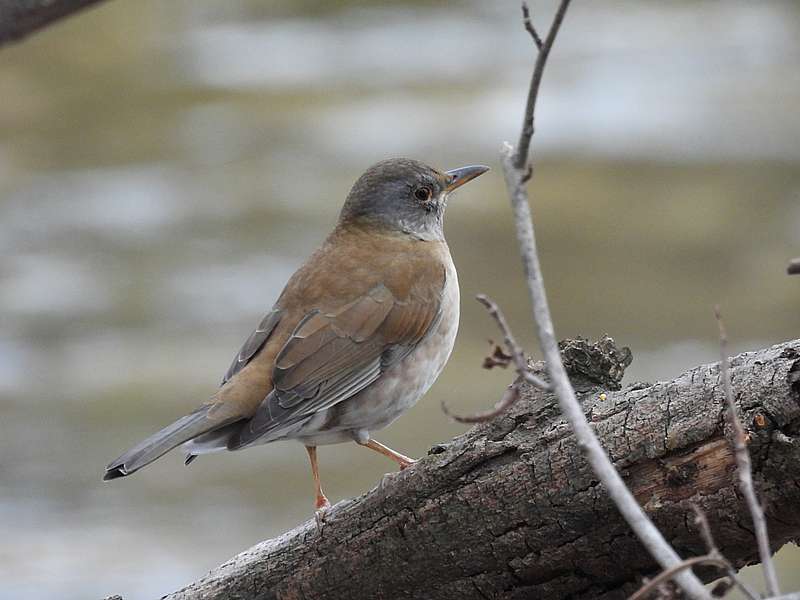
[{"x1": 445, "y1": 164, "x2": 490, "y2": 192}]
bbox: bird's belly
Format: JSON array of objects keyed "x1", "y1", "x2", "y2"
[{"x1": 297, "y1": 265, "x2": 460, "y2": 446}]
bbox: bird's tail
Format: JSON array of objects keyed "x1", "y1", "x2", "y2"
[{"x1": 103, "y1": 407, "x2": 237, "y2": 481}]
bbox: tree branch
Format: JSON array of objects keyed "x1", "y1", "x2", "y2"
[
  {"x1": 715, "y1": 307, "x2": 781, "y2": 595},
  {"x1": 0, "y1": 0, "x2": 108, "y2": 47},
  {"x1": 521, "y1": 2, "x2": 544, "y2": 50},
  {"x1": 154, "y1": 339, "x2": 800, "y2": 600},
  {"x1": 475, "y1": 294, "x2": 551, "y2": 391},
  {"x1": 442, "y1": 383, "x2": 521, "y2": 424},
  {"x1": 442, "y1": 295, "x2": 550, "y2": 423},
  {"x1": 513, "y1": 0, "x2": 571, "y2": 170},
  {"x1": 500, "y1": 2, "x2": 709, "y2": 597},
  {"x1": 690, "y1": 505, "x2": 759, "y2": 600}
]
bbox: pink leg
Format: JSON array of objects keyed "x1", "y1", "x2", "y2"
[{"x1": 358, "y1": 439, "x2": 417, "y2": 470}]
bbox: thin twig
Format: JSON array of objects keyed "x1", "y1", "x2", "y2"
[
  {"x1": 788, "y1": 258, "x2": 800, "y2": 275},
  {"x1": 628, "y1": 556, "x2": 728, "y2": 600},
  {"x1": 476, "y1": 294, "x2": 551, "y2": 391},
  {"x1": 715, "y1": 306, "x2": 780, "y2": 596},
  {"x1": 499, "y1": 2, "x2": 710, "y2": 597},
  {"x1": 691, "y1": 505, "x2": 718, "y2": 556},
  {"x1": 500, "y1": 150, "x2": 710, "y2": 598},
  {"x1": 690, "y1": 505, "x2": 759, "y2": 600},
  {"x1": 442, "y1": 295, "x2": 550, "y2": 423},
  {"x1": 521, "y1": 2, "x2": 543, "y2": 50},
  {"x1": 442, "y1": 384, "x2": 521, "y2": 424},
  {"x1": 513, "y1": 0, "x2": 571, "y2": 170}
]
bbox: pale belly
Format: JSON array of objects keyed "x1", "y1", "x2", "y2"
[{"x1": 295, "y1": 262, "x2": 460, "y2": 447}]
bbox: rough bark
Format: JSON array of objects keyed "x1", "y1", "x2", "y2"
[
  {"x1": 159, "y1": 337, "x2": 800, "y2": 600},
  {"x1": 0, "y1": 0, "x2": 108, "y2": 47}
]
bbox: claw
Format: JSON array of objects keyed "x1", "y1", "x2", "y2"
[
  {"x1": 314, "y1": 501, "x2": 330, "y2": 534},
  {"x1": 378, "y1": 471, "x2": 398, "y2": 492},
  {"x1": 397, "y1": 457, "x2": 417, "y2": 471}
]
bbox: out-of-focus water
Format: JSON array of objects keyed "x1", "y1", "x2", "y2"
[{"x1": 1, "y1": 1, "x2": 799, "y2": 598}]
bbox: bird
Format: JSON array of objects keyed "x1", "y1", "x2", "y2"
[{"x1": 103, "y1": 157, "x2": 489, "y2": 513}]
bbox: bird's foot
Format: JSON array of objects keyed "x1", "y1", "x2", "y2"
[
  {"x1": 358, "y1": 439, "x2": 417, "y2": 471},
  {"x1": 313, "y1": 495, "x2": 331, "y2": 533},
  {"x1": 396, "y1": 456, "x2": 417, "y2": 471},
  {"x1": 378, "y1": 471, "x2": 398, "y2": 493},
  {"x1": 314, "y1": 507, "x2": 327, "y2": 533}
]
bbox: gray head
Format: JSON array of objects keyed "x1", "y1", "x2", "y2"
[{"x1": 339, "y1": 158, "x2": 489, "y2": 241}]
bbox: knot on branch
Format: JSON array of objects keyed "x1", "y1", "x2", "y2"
[
  {"x1": 783, "y1": 348, "x2": 800, "y2": 400},
  {"x1": 559, "y1": 335, "x2": 632, "y2": 391}
]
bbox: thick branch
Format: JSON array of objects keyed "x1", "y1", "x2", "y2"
[
  {"x1": 160, "y1": 338, "x2": 800, "y2": 600},
  {"x1": 0, "y1": 0, "x2": 108, "y2": 47}
]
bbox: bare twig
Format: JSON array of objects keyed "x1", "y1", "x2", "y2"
[
  {"x1": 475, "y1": 295, "x2": 550, "y2": 391},
  {"x1": 442, "y1": 384, "x2": 521, "y2": 424},
  {"x1": 513, "y1": 0, "x2": 571, "y2": 170},
  {"x1": 691, "y1": 505, "x2": 718, "y2": 556},
  {"x1": 628, "y1": 556, "x2": 728, "y2": 600},
  {"x1": 788, "y1": 258, "x2": 800, "y2": 275},
  {"x1": 521, "y1": 2, "x2": 543, "y2": 50},
  {"x1": 497, "y1": 2, "x2": 710, "y2": 597},
  {"x1": 690, "y1": 505, "x2": 759, "y2": 600},
  {"x1": 442, "y1": 295, "x2": 549, "y2": 423},
  {"x1": 500, "y1": 149, "x2": 709, "y2": 599},
  {"x1": 715, "y1": 306, "x2": 780, "y2": 596}
]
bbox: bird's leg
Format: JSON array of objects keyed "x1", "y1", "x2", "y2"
[
  {"x1": 358, "y1": 438, "x2": 417, "y2": 470},
  {"x1": 305, "y1": 445, "x2": 330, "y2": 516}
]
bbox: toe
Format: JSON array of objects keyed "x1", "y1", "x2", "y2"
[
  {"x1": 314, "y1": 504, "x2": 330, "y2": 533},
  {"x1": 398, "y1": 458, "x2": 417, "y2": 471}
]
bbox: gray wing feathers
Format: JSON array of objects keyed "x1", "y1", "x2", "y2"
[
  {"x1": 230, "y1": 357, "x2": 382, "y2": 448},
  {"x1": 104, "y1": 308, "x2": 283, "y2": 480},
  {"x1": 103, "y1": 407, "x2": 238, "y2": 480},
  {"x1": 221, "y1": 309, "x2": 283, "y2": 385}
]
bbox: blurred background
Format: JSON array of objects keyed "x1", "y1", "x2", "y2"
[{"x1": 1, "y1": 0, "x2": 799, "y2": 598}]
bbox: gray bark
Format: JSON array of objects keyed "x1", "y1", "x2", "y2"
[
  {"x1": 0, "y1": 0, "x2": 108, "y2": 47},
  {"x1": 158, "y1": 337, "x2": 800, "y2": 600}
]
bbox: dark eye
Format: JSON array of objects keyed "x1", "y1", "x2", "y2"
[{"x1": 414, "y1": 186, "x2": 432, "y2": 202}]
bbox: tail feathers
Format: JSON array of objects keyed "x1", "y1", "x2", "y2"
[{"x1": 104, "y1": 408, "x2": 235, "y2": 481}]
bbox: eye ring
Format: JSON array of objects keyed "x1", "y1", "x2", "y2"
[{"x1": 414, "y1": 186, "x2": 432, "y2": 202}]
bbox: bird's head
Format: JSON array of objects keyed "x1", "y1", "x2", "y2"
[{"x1": 339, "y1": 158, "x2": 489, "y2": 241}]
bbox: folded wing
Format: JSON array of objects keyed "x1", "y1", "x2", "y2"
[{"x1": 231, "y1": 280, "x2": 442, "y2": 448}]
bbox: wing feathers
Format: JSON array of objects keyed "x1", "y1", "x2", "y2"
[
  {"x1": 222, "y1": 309, "x2": 283, "y2": 385},
  {"x1": 233, "y1": 278, "x2": 442, "y2": 448},
  {"x1": 104, "y1": 406, "x2": 240, "y2": 479}
]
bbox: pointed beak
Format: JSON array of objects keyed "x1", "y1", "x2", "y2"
[{"x1": 445, "y1": 164, "x2": 490, "y2": 193}]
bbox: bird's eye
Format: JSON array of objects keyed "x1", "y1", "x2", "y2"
[{"x1": 414, "y1": 187, "x2": 432, "y2": 202}]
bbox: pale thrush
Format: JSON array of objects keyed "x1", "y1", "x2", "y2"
[{"x1": 104, "y1": 158, "x2": 489, "y2": 512}]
